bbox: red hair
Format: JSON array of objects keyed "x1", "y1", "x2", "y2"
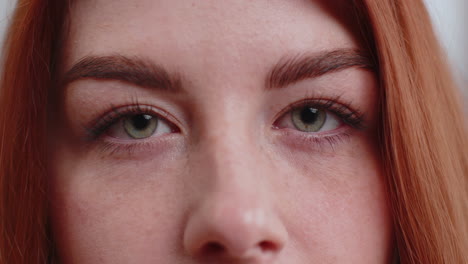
[
  {"x1": 0, "y1": 1, "x2": 67, "y2": 262},
  {"x1": 0, "y1": 0, "x2": 466, "y2": 263},
  {"x1": 360, "y1": 1, "x2": 468, "y2": 262}
]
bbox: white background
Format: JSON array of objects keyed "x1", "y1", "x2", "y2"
[{"x1": 0, "y1": 0, "x2": 467, "y2": 96}]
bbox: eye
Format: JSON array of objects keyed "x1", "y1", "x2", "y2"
[
  {"x1": 85, "y1": 103, "x2": 179, "y2": 141},
  {"x1": 276, "y1": 105, "x2": 342, "y2": 133},
  {"x1": 107, "y1": 113, "x2": 172, "y2": 139}
]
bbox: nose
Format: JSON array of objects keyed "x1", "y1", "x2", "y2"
[
  {"x1": 183, "y1": 197, "x2": 288, "y2": 261},
  {"x1": 183, "y1": 139, "x2": 288, "y2": 262}
]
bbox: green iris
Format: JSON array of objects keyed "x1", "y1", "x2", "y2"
[
  {"x1": 291, "y1": 106, "x2": 327, "y2": 132},
  {"x1": 123, "y1": 114, "x2": 158, "y2": 139}
]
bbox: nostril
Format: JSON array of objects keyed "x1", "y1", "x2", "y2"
[
  {"x1": 200, "y1": 240, "x2": 278, "y2": 258},
  {"x1": 202, "y1": 241, "x2": 225, "y2": 255},
  {"x1": 259, "y1": 240, "x2": 278, "y2": 252}
]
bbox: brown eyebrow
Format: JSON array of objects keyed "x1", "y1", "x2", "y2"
[
  {"x1": 62, "y1": 55, "x2": 183, "y2": 92},
  {"x1": 267, "y1": 49, "x2": 375, "y2": 89},
  {"x1": 62, "y1": 49, "x2": 373, "y2": 92}
]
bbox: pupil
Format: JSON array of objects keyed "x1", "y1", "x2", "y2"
[
  {"x1": 131, "y1": 114, "x2": 152, "y2": 130},
  {"x1": 300, "y1": 107, "x2": 319, "y2": 124}
]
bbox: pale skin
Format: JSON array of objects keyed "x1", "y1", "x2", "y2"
[{"x1": 49, "y1": 0, "x2": 394, "y2": 263}]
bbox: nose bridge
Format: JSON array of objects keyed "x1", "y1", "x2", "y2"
[
  {"x1": 183, "y1": 102, "x2": 288, "y2": 261},
  {"x1": 198, "y1": 113, "x2": 264, "y2": 210},
  {"x1": 199, "y1": 96, "x2": 259, "y2": 186}
]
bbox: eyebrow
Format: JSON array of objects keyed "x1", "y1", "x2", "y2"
[
  {"x1": 266, "y1": 49, "x2": 375, "y2": 89},
  {"x1": 62, "y1": 49, "x2": 374, "y2": 92},
  {"x1": 62, "y1": 55, "x2": 183, "y2": 92}
]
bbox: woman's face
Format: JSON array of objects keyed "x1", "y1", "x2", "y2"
[{"x1": 50, "y1": 0, "x2": 393, "y2": 263}]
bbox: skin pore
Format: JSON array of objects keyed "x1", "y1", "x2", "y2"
[{"x1": 49, "y1": 0, "x2": 394, "y2": 263}]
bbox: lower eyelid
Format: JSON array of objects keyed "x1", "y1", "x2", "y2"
[
  {"x1": 274, "y1": 126, "x2": 353, "y2": 152},
  {"x1": 92, "y1": 132, "x2": 184, "y2": 158}
]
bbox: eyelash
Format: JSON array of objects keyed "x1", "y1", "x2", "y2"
[
  {"x1": 275, "y1": 96, "x2": 365, "y2": 129},
  {"x1": 84, "y1": 103, "x2": 176, "y2": 141},
  {"x1": 83, "y1": 96, "x2": 364, "y2": 153},
  {"x1": 272, "y1": 96, "x2": 365, "y2": 150}
]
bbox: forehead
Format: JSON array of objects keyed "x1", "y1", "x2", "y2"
[{"x1": 64, "y1": 0, "x2": 363, "y2": 77}]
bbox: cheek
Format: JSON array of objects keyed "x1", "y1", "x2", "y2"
[
  {"x1": 49, "y1": 147, "x2": 188, "y2": 263},
  {"x1": 272, "y1": 134, "x2": 393, "y2": 262},
  {"x1": 49, "y1": 131, "x2": 393, "y2": 263}
]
